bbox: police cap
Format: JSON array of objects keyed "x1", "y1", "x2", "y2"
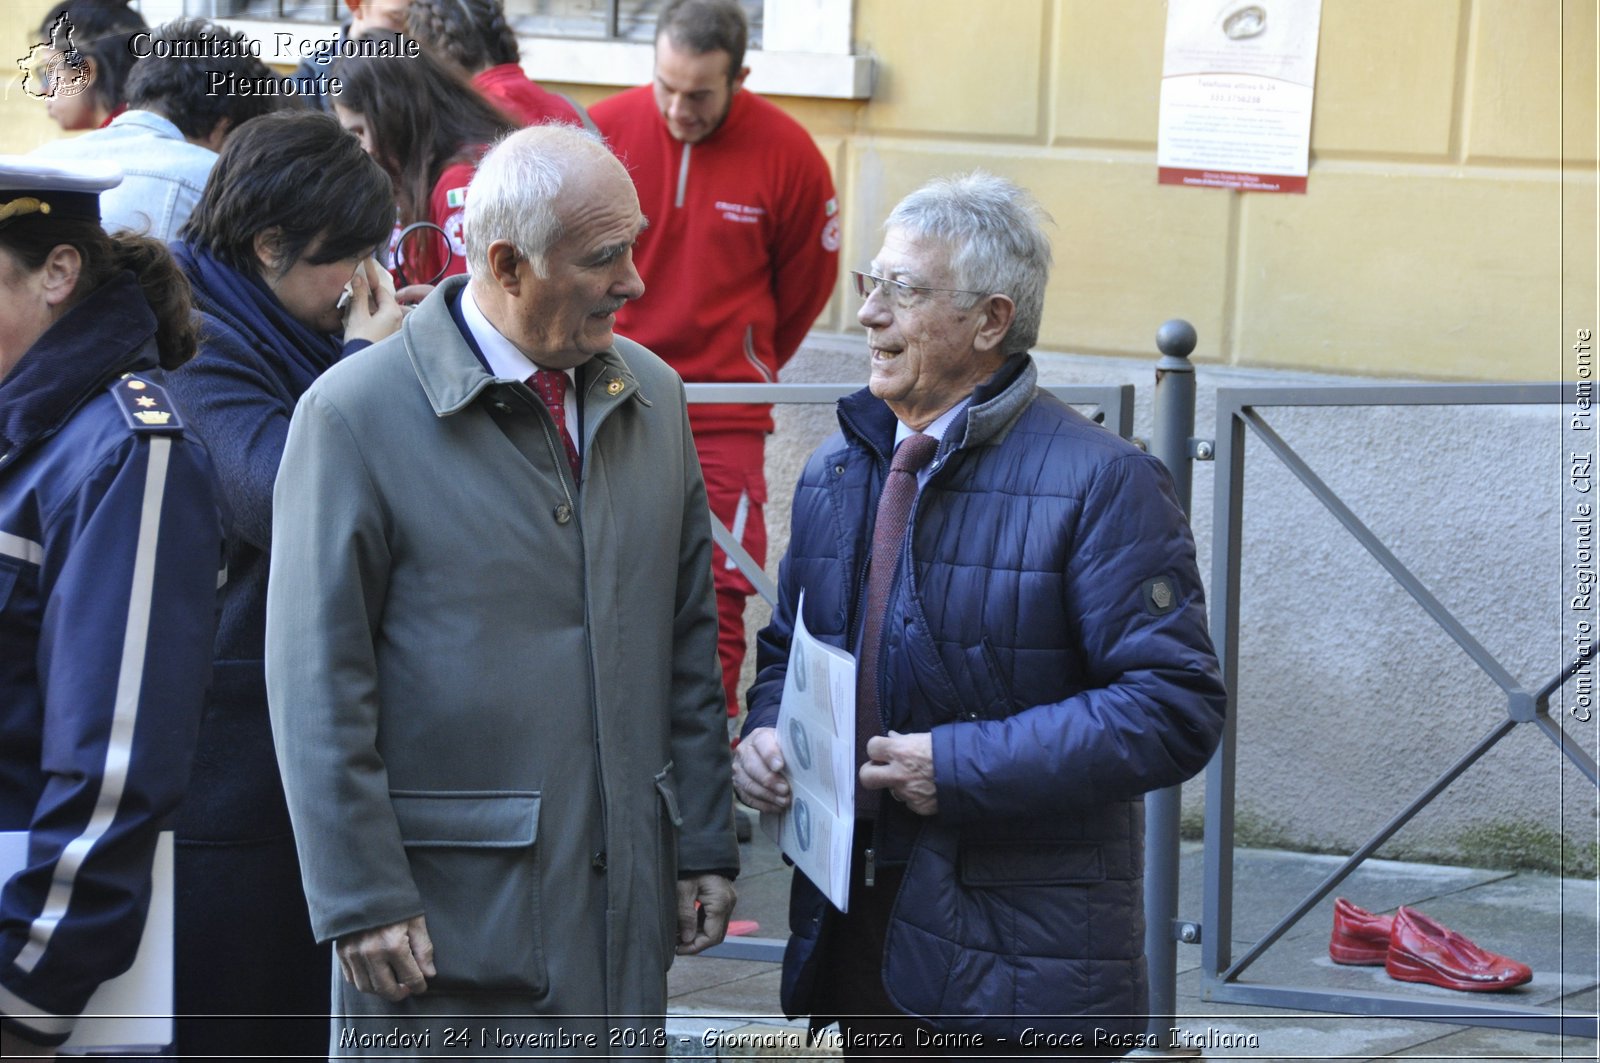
[{"x1": 0, "y1": 155, "x2": 122, "y2": 227}]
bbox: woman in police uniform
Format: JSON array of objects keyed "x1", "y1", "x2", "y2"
[{"x1": 0, "y1": 158, "x2": 222, "y2": 1055}]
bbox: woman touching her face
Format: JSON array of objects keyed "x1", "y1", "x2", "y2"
[{"x1": 161, "y1": 111, "x2": 400, "y2": 1062}]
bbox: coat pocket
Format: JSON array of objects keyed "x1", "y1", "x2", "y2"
[
  {"x1": 391, "y1": 789, "x2": 547, "y2": 995},
  {"x1": 958, "y1": 841, "x2": 1105, "y2": 887}
]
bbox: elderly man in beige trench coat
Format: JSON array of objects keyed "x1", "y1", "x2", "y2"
[{"x1": 264, "y1": 124, "x2": 739, "y2": 1058}]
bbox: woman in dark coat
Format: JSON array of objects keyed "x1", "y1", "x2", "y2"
[{"x1": 163, "y1": 112, "x2": 399, "y2": 1061}]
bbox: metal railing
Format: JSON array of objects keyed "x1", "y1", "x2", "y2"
[
  {"x1": 683, "y1": 364, "x2": 1596, "y2": 1044},
  {"x1": 1200, "y1": 382, "x2": 1596, "y2": 1039}
]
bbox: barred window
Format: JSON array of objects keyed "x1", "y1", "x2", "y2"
[
  {"x1": 190, "y1": 0, "x2": 763, "y2": 45},
  {"x1": 164, "y1": 0, "x2": 865, "y2": 97}
]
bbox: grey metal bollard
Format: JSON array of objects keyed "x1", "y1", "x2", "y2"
[
  {"x1": 1135, "y1": 319, "x2": 1202, "y2": 1058},
  {"x1": 1151, "y1": 319, "x2": 1198, "y2": 510}
]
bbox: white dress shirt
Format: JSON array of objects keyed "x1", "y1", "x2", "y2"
[{"x1": 460, "y1": 284, "x2": 581, "y2": 453}]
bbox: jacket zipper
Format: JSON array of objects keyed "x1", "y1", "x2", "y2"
[
  {"x1": 836, "y1": 405, "x2": 889, "y2": 643},
  {"x1": 742, "y1": 327, "x2": 776, "y2": 383},
  {"x1": 674, "y1": 143, "x2": 691, "y2": 208}
]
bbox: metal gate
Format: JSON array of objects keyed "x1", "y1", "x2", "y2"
[{"x1": 1200, "y1": 382, "x2": 1596, "y2": 1038}]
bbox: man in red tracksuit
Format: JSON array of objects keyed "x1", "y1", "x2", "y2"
[{"x1": 593, "y1": 0, "x2": 839, "y2": 732}]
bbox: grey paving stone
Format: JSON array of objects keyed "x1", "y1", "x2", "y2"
[
  {"x1": 728, "y1": 866, "x2": 793, "y2": 938},
  {"x1": 670, "y1": 966, "x2": 788, "y2": 1017},
  {"x1": 670, "y1": 838, "x2": 1597, "y2": 1059},
  {"x1": 1375, "y1": 1021, "x2": 1580, "y2": 1061},
  {"x1": 670, "y1": 954, "x2": 776, "y2": 997},
  {"x1": 1177, "y1": 843, "x2": 1513, "y2": 946},
  {"x1": 1166, "y1": 967, "x2": 1572, "y2": 1060}
]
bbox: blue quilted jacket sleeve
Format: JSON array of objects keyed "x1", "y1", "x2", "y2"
[{"x1": 931, "y1": 451, "x2": 1225, "y2": 823}]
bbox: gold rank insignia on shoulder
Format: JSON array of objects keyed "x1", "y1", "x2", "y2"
[
  {"x1": 606, "y1": 378, "x2": 624, "y2": 396},
  {"x1": 110, "y1": 374, "x2": 185, "y2": 434}
]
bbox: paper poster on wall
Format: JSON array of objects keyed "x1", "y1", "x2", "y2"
[{"x1": 1157, "y1": 0, "x2": 1323, "y2": 193}]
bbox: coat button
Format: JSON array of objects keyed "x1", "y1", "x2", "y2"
[
  {"x1": 492, "y1": 401, "x2": 512, "y2": 413},
  {"x1": 591, "y1": 851, "x2": 608, "y2": 872},
  {"x1": 554, "y1": 503, "x2": 573, "y2": 524},
  {"x1": 833, "y1": 464, "x2": 845, "y2": 475}
]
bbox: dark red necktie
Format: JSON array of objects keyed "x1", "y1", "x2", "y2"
[
  {"x1": 855, "y1": 431, "x2": 939, "y2": 818},
  {"x1": 528, "y1": 369, "x2": 580, "y2": 485}
]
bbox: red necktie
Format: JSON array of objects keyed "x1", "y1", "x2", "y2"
[
  {"x1": 528, "y1": 369, "x2": 580, "y2": 485},
  {"x1": 855, "y1": 431, "x2": 939, "y2": 818}
]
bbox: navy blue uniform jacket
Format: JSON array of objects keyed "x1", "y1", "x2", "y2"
[{"x1": 0, "y1": 274, "x2": 222, "y2": 1045}]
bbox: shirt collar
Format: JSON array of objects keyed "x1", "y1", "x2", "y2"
[
  {"x1": 461, "y1": 283, "x2": 575, "y2": 390},
  {"x1": 108, "y1": 109, "x2": 186, "y2": 141},
  {"x1": 894, "y1": 397, "x2": 971, "y2": 450}
]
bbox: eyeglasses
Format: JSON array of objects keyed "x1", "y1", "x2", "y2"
[{"x1": 850, "y1": 270, "x2": 988, "y2": 310}]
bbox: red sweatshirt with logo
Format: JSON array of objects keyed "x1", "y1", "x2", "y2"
[{"x1": 592, "y1": 86, "x2": 839, "y2": 434}]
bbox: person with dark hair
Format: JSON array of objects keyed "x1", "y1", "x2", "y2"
[
  {"x1": 33, "y1": 0, "x2": 147, "y2": 131},
  {"x1": 592, "y1": 0, "x2": 840, "y2": 740},
  {"x1": 0, "y1": 157, "x2": 223, "y2": 1056},
  {"x1": 332, "y1": 43, "x2": 518, "y2": 286},
  {"x1": 406, "y1": 0, "x2": 587, "y2": 129},
  {"x1": 289, "y1": 0, "x2": 413, "y2": 111},
  {"x1": 29, "y1": 18, "x2": 282, "y2": 242},
  {"x1": 161, "y1": 111, "x2": 400, "y2": 1062}
]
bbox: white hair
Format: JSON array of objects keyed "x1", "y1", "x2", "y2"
[
  {"x1": 464, "y1": 123, "x2": 607, "y2": 278},
  {"x1": 886, "y1": 171, "x2": 1054, "y2": 355}
]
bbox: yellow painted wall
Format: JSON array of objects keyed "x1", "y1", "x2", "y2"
[
  {"x1": 826, "y1": 0, "x2": 1597, "y2": 381},
  {"x1": 597, "y1": 0, "x2": 1595, "y2": 380},
  {"x1": 9, "y1": 0, "x2": 1594, "y2": 380},
  {"x1": 6, "y1": 1, "x2": 63, "y2": 153}
]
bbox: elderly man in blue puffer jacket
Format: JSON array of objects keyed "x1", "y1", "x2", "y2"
[{"x1": 734, "y1": 171, "x2": 1228, "y2": 1059}]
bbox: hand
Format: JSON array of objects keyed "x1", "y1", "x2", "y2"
[
  {"x1": 861, "y1": 731, "x2": 938, "y2": 816},
  {"x1": 395, "y1": 283, "x2": 435, "y2": 306},
  {"x1": 1, "y1": 1028, "x2": 57, "y2": 1058},
  {"x1": 342, "y1": 257, "x2": 405, "y2": 346},
  {"x1": 336, "y1": 914, "x2": 436, "y2": 1002},
  {"x1": 731, "y1": 726, "x2": 790, "y2": 813},
  {"x1": 675, "y1": 874, "x2": 736, "y2": 955}
]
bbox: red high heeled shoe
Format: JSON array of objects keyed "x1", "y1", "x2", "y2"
[
  {"x1": 1329, "y1": 897, "x2": 1393, "y2": 965},
  {"x1": 1384, "y1": 906, "x2": 1532, "y2": 992}
]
